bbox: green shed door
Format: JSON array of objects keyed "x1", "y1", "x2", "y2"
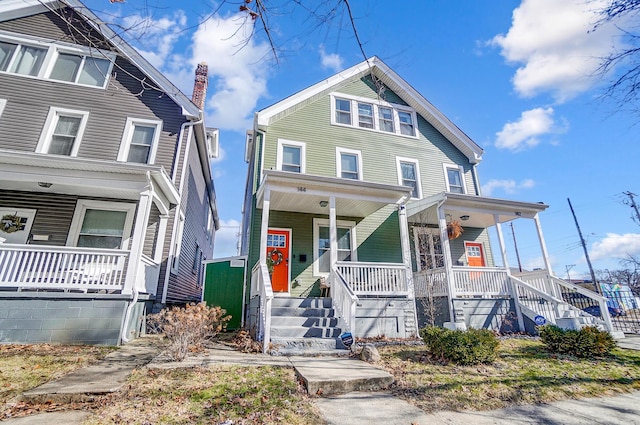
[{"x1": 203, "y1": 257, "x2": 246, "y2": 330}]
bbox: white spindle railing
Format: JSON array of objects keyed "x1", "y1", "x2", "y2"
[
  {"x1": 337, "y1": 262, "x2": 409, "y2": 296},
  {"x1": 0, "y1": 244, "x2": 129, "y2": 292},
  {"x1": 513, "y1": 270, "x2": 561, "y2": 298},
  {"x1": 414, "y1": 268, "x2": 448, "y2": 297},
  {"x1": 251, "y1": 262, "x2": 273, "y2": 353},
  {"x1": 452, "y1": 267, "x2": 510, "y2": 296},
  {"x1": 330, "y1": 267, "x2": 358, "y2": 336}
]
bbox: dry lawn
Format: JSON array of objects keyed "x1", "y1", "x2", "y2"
[{"x1": 379, "y1": 338, "x2": 640, "y2": 413}]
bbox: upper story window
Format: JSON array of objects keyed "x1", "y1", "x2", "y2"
[
  {"x1": 396, "y1": 157, "x2": 422, "y2": 199},
  {"x1": 276, "y1": 139, "x2": 306, "y2": 173},
  {"x1": 36, "y1": 107, "x2": 89, "y2": 157},
  {"x1": 336, "y1": 147, "x2": 362, "y2": 180},
  {"x1": 117, "y1": 117, "x2": 162, "y2": 164},
  {"x1": 0, "y1": 33, "x2": 114, "y2": 88},
  {"x1": 444, "y1": 164, "x2": 466, "y2": 194},
  {"x1": 331, "y1": 93, "x2": 418, "y2": 138}
]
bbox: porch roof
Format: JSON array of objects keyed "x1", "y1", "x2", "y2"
[
  {"x1": 256, "y1": 170, "x2": 413, "y2": 216},
  {"x1": 406, "y1": 192, "x2": 549, "y2": 227}
]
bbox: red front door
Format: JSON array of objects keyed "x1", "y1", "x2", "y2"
[
  {"x1": 267, "y1": 229, "x2": 290, "y2": 293},
  {"x1": 465, "y1": 242, "x2": 486, "y2": 267}
]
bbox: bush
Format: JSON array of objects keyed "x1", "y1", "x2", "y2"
[
  {"x1": 420, "y1": 326, "x2": 499, "y2": 365},
  {"x1": 148, "y1": 302, "x2": 231, "y2": 361},
  {"x1": 539, "y1": 325, "x2": 616, "y2": 358}
]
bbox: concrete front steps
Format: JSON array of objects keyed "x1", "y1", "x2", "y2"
[{"x1": 269, "y1": 297, "x2": 350, "y2": 356}]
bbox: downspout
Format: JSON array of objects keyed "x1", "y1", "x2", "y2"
[
  {"x1": 171, "y1": 119, "x2": 203, "y2": 182},
  {"x1": 472, "y1": 163, "x2": 482, "y2": 196}
]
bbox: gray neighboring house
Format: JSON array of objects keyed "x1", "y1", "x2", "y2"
[{"x1": 0, "y1": 0, "x2": 219, "y2": 345}]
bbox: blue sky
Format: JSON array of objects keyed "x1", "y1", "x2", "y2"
[{"x1": 85, "y1": 0, "x2": 640, "y2": 280}]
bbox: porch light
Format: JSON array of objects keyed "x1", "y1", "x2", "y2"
[
  {"x1": 319, "y1": 200, "x2": 328, "y2": 207},
  {"x1": 460, "y1": 215, "x2": 470, "y2": 221},
  {"x1": 37, "y1": 182, "x2": 52, "y2": 188}
]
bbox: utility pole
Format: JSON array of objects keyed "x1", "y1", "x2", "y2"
[
  {"x1": 567, "y1": 198, "x2": 600, "y2": 294},
  {"x1": 510, "y1": 222, "x2": 523, "y2": 273},
  {"x1": 565, "y1": 264, "x2": 575, "y2": 283},
  {"x1": 623, "y1": 191, "x2": 640, "y2": 226}
]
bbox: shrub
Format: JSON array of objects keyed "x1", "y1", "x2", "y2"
[
  {"x1": 148, "y1": 302, "x2": 231, "y2": 361},
  {"x1": 420, "y1": 326, "x2": 499, "y2": 365},
  {"x1": 539, "y1": 325, "x2": 616, "y2": 358}
]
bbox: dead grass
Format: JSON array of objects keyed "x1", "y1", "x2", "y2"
[
  {"x1": 379, "y1": 338, "x2": 640, "y2": 413},
  {"x1": 0, "y1": 344, "x2": 116, "y2": 406},
  {"x1": 85, "y1": 365, "x2": 324, "y2": 425}
]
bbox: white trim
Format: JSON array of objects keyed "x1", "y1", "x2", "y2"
[
  {"x1": 329, "y1": 92, "x2": 419, "y2": 139},
  {"x1": 396, "y1": 156, "x2": 422, "y2": 199},
  {"x1": 312, "y1": 218, "x2": 357, "y2": 277},
  {"x1": 267, "y1": 227, "x2": 292, "y2": 294},
  {"x1": 170, "y1": 211, "x2": 185, "y2": 275},
  {"x1": 443, "y1": 163, "x2": 467, "y2": 194},
  {"x1": 0, "y1": 99, "x2": 6, "y2": 118},
  {"x1": 36, "y1": 107, "x2": 89, "y2": 157},
  {"x1": 276, "y1": 138, "x2": 306, "y2": 173},
  {"x1": 464, "y1": 241, "x2": 486, "y2": 267},
  {"x1": 66, "y1": 199, "x2": 136, "y2": 249},
  {"x1": 336, "y1": 147, "x2": 363, "y2": 180},
  {"x1": 117, "y1": 117, "x2": 163, "y2": 164}
]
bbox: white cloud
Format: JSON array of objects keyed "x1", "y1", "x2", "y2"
[
  {"x1": 590, "y1": 233, "x2": 640, "y2": 261},
  {"x1": 319, "y1": 45, "x2": 343, "y2": 72},
  {"x1": 491, "y1": 0, "x2": 625, "y2": 102},
  {"x1": 213, "y1": 219, "x2": 242, "y2": 259},
  {"x1": 495, "y1": 107, "x2": 557, "y2": 151},
  {"x1": 482, "y1": 178, "x2": 535, "y2": 196}
]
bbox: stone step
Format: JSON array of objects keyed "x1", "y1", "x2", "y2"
[
  {"x1": 270, "y1": 336, "x2": 348, "y2": 353},
  {"x1": 271, "y1": 306, "x2": 336, "y2": 318},
  {"x1": 271, "y1": 297, "x2": 332, "y2": 309},
  {"x1": 271, "y1": 316, "x2": 340, "y2": 328},
  {"x1": 271, "y1": 325, "x2": 343, "y2": 338}
]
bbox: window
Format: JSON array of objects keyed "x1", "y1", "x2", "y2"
[
  {"x1": 192, "y1": 243, "x2": 201, "y2": 274},
  {"x1": 336, "y1": 147, "x2": 362, "y2": 180},
  {"x1": 67, "y1": 200, "x2": 136, "y2": 249},
  {"x1": 0, "y1": 35, "x2": 114, "y2": 88},
  {"x1": 444, "y1": 164, "x2": 466, "y2": 194},
  {"x1": 413, "y1": 228, "x2": 444, "y2": 271},
  {"x1": 276, "y1": 139, "x2": 306, "y2": 173},
  {"x1": 170, "y1": 212, "x2": 185, "y2": 275},
  {"x1": 36, "y1": 107, "x2": 89, "y2": 156},
  {"x1": 330, "y1": 93, "x2": 418, "y2": 138},
  {"x1": 117, "y1": 118, "x2": 162, "y2": 164},
  {"x1": 313, "y1": 218, "x2": 357, "y2": 275},
  {"x1": 335, "y1": 98, "x2": 351, "y2": 125},
  {"x1": 396, "y1": 157, "x2": 422, "y2": 199}
]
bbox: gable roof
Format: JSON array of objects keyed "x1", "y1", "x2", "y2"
[
  {"x1": 0, "y1": 0, "x2": 201, "y2": 119},
  {"x1": 257, "y1": 57, "x2": 484, "y2": 164}
]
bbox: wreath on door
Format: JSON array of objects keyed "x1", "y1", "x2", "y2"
[
  {"x1": 269, "y1": 249, "x2": 284, "y2": 266},
  {"x1": 1, "y1": 214, "x2": 22, "y2": 234}
]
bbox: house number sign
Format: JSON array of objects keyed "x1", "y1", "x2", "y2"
[{"x1": 297, "y1": 187, "x2": 307, "y2": 192}]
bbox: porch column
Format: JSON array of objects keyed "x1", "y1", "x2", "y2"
[
  {"x1": 398, "y1": 204, "x2": 414, "y2": 298},
  {"x1": 495, "y1": 215, "x2": 525, "y2": 332},
  {"x1": 154, "y1": 214, "x2": 169, "y2": 263},
  {"x1": 124, "y1": 189, "x2": 153, "y2": 295},
  {"x1": 259, "y1": 188, "x2": 271, "y2": 266},
  {"x1": 329, "y1": 196, "x2": 338, "y2": 270},
  {"x1": 437, "y1": 204, "x2": 456, "y2": 322},
  {"x1": 533, "y1": 213, "x2": 559, "y2": 298}
]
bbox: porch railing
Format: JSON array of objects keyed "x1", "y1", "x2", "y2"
[
  {"x1": 0, "y1": 244, "x2": 129, "y2": 293},
  {"x1": 336, "y1": 261, "x2": 410, "y2": 296},
  {"x1": 414, "y1": 268, "x2": 448, "y2": 297},
  {"x1": 330, "y1": 266, "x2": 358, "y2": 336},
  {"x1": 139, "y1": 254, "x2": 160, "y2": 294},
  {"x1": 251, "y1": 262, "x2": 273, "y2": 353},
  {"x1": 452, "y1": 267, "x2": 510, "y2": 297}
]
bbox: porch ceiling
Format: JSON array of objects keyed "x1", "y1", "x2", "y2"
[
  {"x1": 257, "y1": 170, "x2": 412, "y2": 216},
  {"x1": 407, "y1": 192, "x2": 548, "y2": 227}
]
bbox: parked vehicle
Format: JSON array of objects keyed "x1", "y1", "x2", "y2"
[{"x1": 582, "y1": 302, "x2": 626, "y2": 318}]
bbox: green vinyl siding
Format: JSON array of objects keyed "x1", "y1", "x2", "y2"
[{"x1": 449, "y1": 227, "x2": 495, "y2": 267}]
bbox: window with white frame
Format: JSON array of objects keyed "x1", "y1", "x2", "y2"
[
  {"x1": 336, "y1": 147, "x2": 362, "y2": 180},
  {"x1": 276, "y1": 139, "x2": 306, "y2": 173},
  {"x1": 36, "y1": 107, "x2": 89, "y2": 156},
  {"x1": 443, "y1": 164, "x2": 466, "y2": 194},
  {"x1": 0, "y1": 35, "x2": 114, "y2": 88},
  {"x1": 67, "y1": 200, "x2": 136, "y2": 249},
  {"x1": 117, "y1": 117, "x2": 162, "y2": 164},
  {"x1": 313, "y1": 218, "x2": 357, "y2": 275},
  {"x1": 330, "y1": 93, "x2": 418, "y2": 138},
  {"x1": 413, "y1": 227, "x2": 444, "y2": 271},
  {"x1": 396, "y1": 157, "x2": 422, "y2": 199},
  {"x1": 170, "y1": 212, "x2": 185, "y2": 275}
]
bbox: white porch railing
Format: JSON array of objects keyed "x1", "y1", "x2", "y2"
[
  {"x1": 513, "y1": 270, "x2": 562, "y2": 299},
  {"x1": 139, "y1": 254, "x2": 160, "y2": 294},
  {"x1": 330, "y1": 266, "x2": 358, "y2": 335},
  {"x1": 251, "y1": 262, "x2": 273, "y2": 353},
  {"x1": 0, "y1": 244, "x2": 129, "y2": 293},
  {"x1": 336, "y1": 261, "x2": 410, "y2": 296},
  {"x1": 414, "y1": 268, "x2": 448, "y2": 297},
  {"x1": 452, "y1": 267, "x2": 510, "y2": 297}
]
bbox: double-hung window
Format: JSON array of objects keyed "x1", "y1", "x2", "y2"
[
  {"x1": 444, "y1": 164, "x2": 466, "y2": 194},
  {"x1": 117, "y1": 118, "x2": 162, "y2": 164},
  {"x1": 313, "y1": 218, "x2": 357, "y2": 275},
  {"x1": 378, "y1": 106, "x2": 394, "y2": 132},
  {"x1": 358, "y1": 102, "x2": 374, "y2": 128},
  {"x1": 276, "y1": 139, "x2": 306, "y2": 173},
  {"x1": 67, "y1": 200, "x2": 136, "y2": 249},
  {"x1": 396, "y1": 157, "x2": 422, "y2": 199},
  {"x1": 398, "y1": 110, "x2": 415, "y2": 136},
  {"x1": 335, "y1": 98, "x2": 351, "y2": 125},
  {"x1": 336, "y1": 147, "x2": 362, "y2": 180},
  {"x1": 36, "y1": 107, "x2": 89, "y2": 157}
]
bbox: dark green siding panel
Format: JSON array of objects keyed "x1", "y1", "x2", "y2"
[{"x1": 203, "y1": 259, "x2": 246, "y2": 330}]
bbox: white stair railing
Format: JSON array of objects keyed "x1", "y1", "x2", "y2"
[
  {"x1": 251, "y1": 262, "x2": 273, "y2": 353},
  {"x1": 330, "y1": 266, "x2": 358, "y2": 336}
]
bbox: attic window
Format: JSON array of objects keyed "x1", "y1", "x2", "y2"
[{"x1": 330, "y1": 93, "x2": 418, "y2": 138}]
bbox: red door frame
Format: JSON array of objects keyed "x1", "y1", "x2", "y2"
[
  {"x1": 267, "y1": 228, "x2": 291, "y2": 293},
  {"x1": 464, "y1": 241, "x2": 486, "y2": 267}
]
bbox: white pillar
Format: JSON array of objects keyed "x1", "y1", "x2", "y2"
[
  {"x1": 154, "y1": 214, "x2": 169, "y2": 264},
  {"x1": 259, "y1": 188, "x2": 271, "y2": 265},
  {"x1": 495, "y1": 215, "x2": 525, "y2": 332},
  {"x1": 124, "y1": 190, "x2": 153, "y2": 294},
  {"x1": 329, "y1": 196, "x2": 338, "y2": 270},
  {"x1": 398, "y1": 204, "x2": 412, "y2": 270},
  {"x1": 437, "y1": 204, "x2": 456, "y2": 322},
  {"x1": 534, "y1": 214, "x2": 553, "y2": 274},
  {"x1": 494, "y1": 217, "x2": 509, "y2": 271}
]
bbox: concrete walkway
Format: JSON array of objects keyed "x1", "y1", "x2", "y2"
[{"x1": 5, "y1": 335, "x2": 640, "y2": 424}]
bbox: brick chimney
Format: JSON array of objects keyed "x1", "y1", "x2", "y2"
[{"x1": 192, "y1": 62, "x2": 208, "y2": 110}]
